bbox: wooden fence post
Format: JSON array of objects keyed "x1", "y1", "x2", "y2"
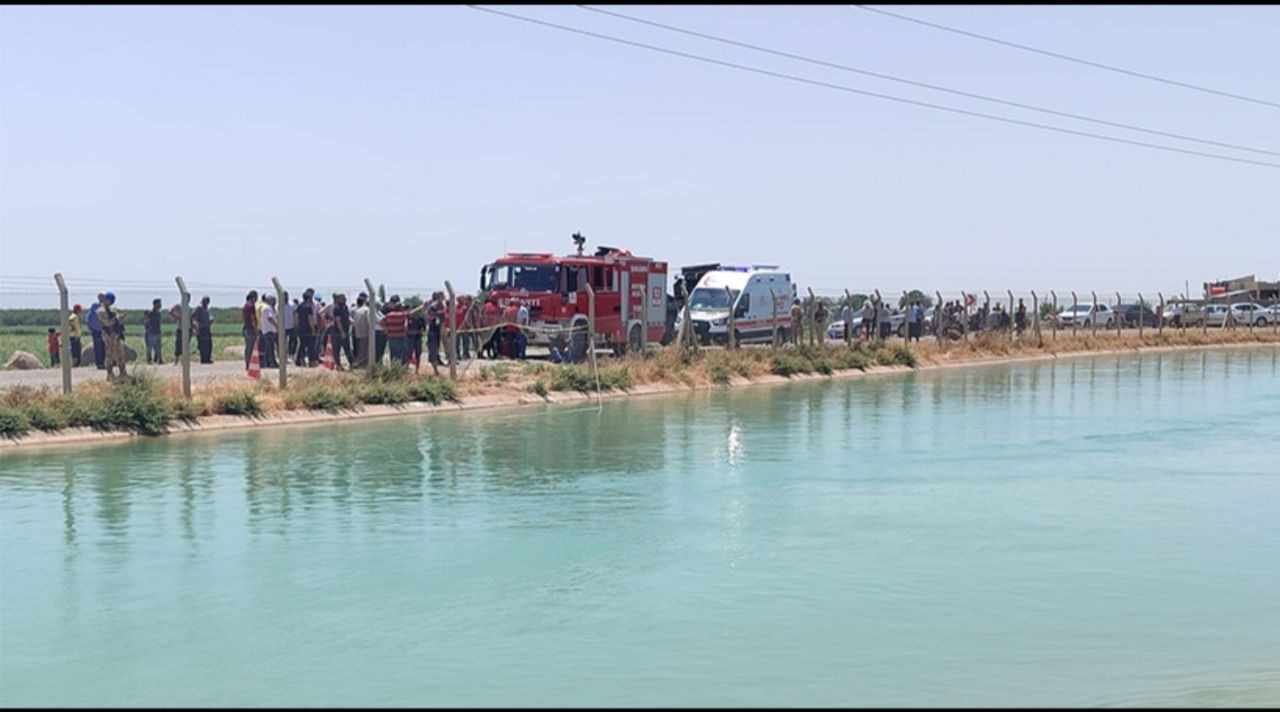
[
  {"x1": 53, "y1": 273, "x2": 72, "y2": 394},
  {"x1": 445, "y1": 281, "x2": 458, "y2": 381},
  {"x1": 175, "y1": 277, "x2": 192, "y2": 399},
  {"x1": 363, "y1": 278, "x2": 378, "y2": 374},
  {"x1": 271, "y1": 277, "x2": 287, "y2": 389}
]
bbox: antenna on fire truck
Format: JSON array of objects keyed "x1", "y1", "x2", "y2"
[{"x1": 572, "y1": 232, "x2": 586, "y2": 256}]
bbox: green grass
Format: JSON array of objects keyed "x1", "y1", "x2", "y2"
[{"x1": 1, "y1": 331, "x2": 243, "y2": 368}]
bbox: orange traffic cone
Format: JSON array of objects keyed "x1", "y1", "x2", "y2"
[
  {"x1": 321, "y1": 340, "x2": 336, "y2": 371},
  {"x1": 246, "y1": 340, "x2": 261, "y2": 379}
]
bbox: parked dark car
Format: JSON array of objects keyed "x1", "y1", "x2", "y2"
[{"x1": 1114, "y1": 303, "x2": 1158, "y2": 327}]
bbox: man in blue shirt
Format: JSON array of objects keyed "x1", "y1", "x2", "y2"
[{"x1": 86, "y1": 292, "x2": 105, "y2": 369}]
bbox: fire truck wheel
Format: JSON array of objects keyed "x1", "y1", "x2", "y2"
[{"x1": 570, "y1": 322, "x2": 589, "y2": 362}]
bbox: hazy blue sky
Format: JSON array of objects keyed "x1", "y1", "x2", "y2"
[{"x1": 2, "y1": 5, "x2": 1277, "y2": 308}]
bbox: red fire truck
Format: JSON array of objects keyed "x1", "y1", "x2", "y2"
[{"x1": 479, "y1": 234, "x2": 669, "y2": 358}]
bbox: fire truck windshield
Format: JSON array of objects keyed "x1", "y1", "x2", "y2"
[
  {"x1": 485, "y1": 263, "x2": 559, "y2": 293},
  {"x1": 689, "y1": 287, "x2": 739, "y2": 311}
]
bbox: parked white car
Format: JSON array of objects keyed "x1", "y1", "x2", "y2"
[
  {"x1": 827, "y1": 309, "x2": 906, "y2": 340},
  {"x1": 1203, "y1": 304, "x2": 1230, "y2": 327},
  {"x1": 1229, "y1": 303, "x2": 1273, "y2": 326},
  {"x1": 1057, "y1": 303, "x2": 1115, "y2": 328}
]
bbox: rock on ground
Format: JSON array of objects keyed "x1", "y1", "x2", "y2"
[
  {"x1": 4, "y1": 351, "x2": 43, "y2": 370},
  {"x1": 77, "y1": 344, "x2": 139, "y2": 367}
]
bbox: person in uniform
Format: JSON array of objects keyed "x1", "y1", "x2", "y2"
[{"x1": 98, "y1": 292, "x2": 128, "y2": 380}]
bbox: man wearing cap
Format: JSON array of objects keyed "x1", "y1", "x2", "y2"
[
  {"x1": 294, "y1": 289, "x2": 317, "y2": 367},
  {"x1": 87, "y1": 293, "x2": 106, "y2": 369},
  {"x1": 69, "y1": 304, "x2": 84, "y2": 367},
  {"x1": 98, "y1": 292, "x2": 128, "y2": 380}
]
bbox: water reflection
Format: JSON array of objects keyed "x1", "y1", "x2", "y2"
[{"x1": 0, "y1": 348, "x2": 1270, "y2": 547}]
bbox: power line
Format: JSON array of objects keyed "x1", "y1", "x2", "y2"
[
  {"x1": 467, "y1": 6, "x2": 1280, "y2": 169},
  {"x1": 577, "y1": 5, "x2": 1280, "y2": 157},
  {"x1": 853, "y1": 5, "x2": 1280, "y2": 110}
]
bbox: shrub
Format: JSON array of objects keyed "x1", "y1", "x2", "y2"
[
  {"x1": 368, "y1": 361, "x2": 410, "y2": 383},
  {"x1": 168, "y1": 397, "x2": 209, "y2": 422},
  {"x1": 891, "y1": 345, "x2": 918, "y2": 367},
  {"x1": 0, "y1": 405, "x2": 30, "y2": 437},
  {"x1": 285, "y1": 385, "x2": 355, "y2": 413},
  {"x1": 213, "y1": 390, "x2": 262, "y2": 417},
  {"x1": 357, "y1": 380, "x2": 411, "y2": 405},
  {"x1": 479, "y1": 363, "x2": 512, "y2": 383},
  {"x1": 25, "y1": 403, "x2": 68, "y2": 431},
  {"x1": 708, "y1": 361, "x2": 732, "y2": 385},
  {"x1": 550, "y1": 366, "x2": 595, "y2": 392},
  {"x1": 528, "y1": 379, "x2": 549, "y2": 398},
  {"x1": 99, "y1": 374, "x2": 171, "y2": 435}
]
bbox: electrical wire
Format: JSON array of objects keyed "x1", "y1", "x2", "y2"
[
  {"x1": 467, "y1": 6, "x2": 1280, "y2": 169},
  {"x1": 578, "y1": 5, "x2": 1280, "y2": 157},
  {"x1": 852, "y1": 5, "x2": 1280, "y2": 110}
]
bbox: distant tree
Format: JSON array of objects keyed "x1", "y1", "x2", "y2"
[
  {"x1": 377, "y1": 284, "x2": 387, "y2": 303},
  {"x1": 402, "y1": 295, "x2": 423, "y2": 309},
  {"x1": 898, "y1": 290, "x2": 934, "y2": 309}
]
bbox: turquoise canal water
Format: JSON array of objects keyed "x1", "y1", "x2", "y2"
[{"x1": 2, "y1": 348, "x2": 1278, "y2": 707}]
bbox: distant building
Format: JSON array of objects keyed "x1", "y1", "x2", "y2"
[{"x1": 1204, "y1": 274, "x2": 1280, "y2": 302}]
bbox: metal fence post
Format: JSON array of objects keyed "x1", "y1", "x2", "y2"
[
  {"x1": 807, "y1": 287, "x2": 818, "y2": 347},
  {"x1": 902, "y1": 290, "x2": 910, "y2": 346},
  {"x1": 1007, "y1": 289, "x2": 1015, "y2": 342},
  {"x1": 1090, "y1": 291, "x2": 1098, "y2": 338},
  {"x1": 770, "y1": 288, "x2": 779, "y2": 350},
  {"x1": 725, "y1": 286, "x2": 736, "y2": 350},
  {"x1": 586, "y1": 283, "x2": 599, "y2": 372},
  {"x1": 363, "y1": 278, "x2": 378, "y2": 374},
  {"x1": 960, "y1": 291, "x2": 970, "y2": 342},
  {"x1": 873, "y1": 289, "x2": 882, "y2": 344},
  {"x1": 1031, "y1": 290, "x2": 1040, "y2": 346},
  {"x1": 271, "y1": 277, "x2": 287, "y2": 389},
  {"x1": 844, "y1": 289, "x2": 854, "y2": 346},
  {"x1": 1115, "y1": 291, "x2": 1123, "y2": 338},
  {"x1": 175, "y1": 277, "x2": 192, "y2": 399},
  {"x1": 1157, "y1": 292, "x2": 1165, "y2": 337},
  {"x1": 1072, "y1": 292, "x2": 1079, "y2": 339},
  {"x1": 445, "y1": 281, "x2": 458, "y2": 381},
  {"x1": 934, "y1": 290, "x2": 943, "y2": 341},
  {"x1": 53, "y1": 273, "x2": 72, "y2": 394},
  {"x1": 678, "y1": 280, "x2": 693, "y2": 350},
  {"x1": 1050, "y1": 290, "x2": 1057, "y2": 341},
  {"x1": 1137, "y1": 292, "x2": 1145, "y2": 338}
]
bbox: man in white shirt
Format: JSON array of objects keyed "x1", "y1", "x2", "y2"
[
  {"x1": 515, "y1": 303, "x2": 530, "y2": 359},
  {"x1": 282, "y1": 292, "x2": 296, "y2": 362},
  {"x1": 260, "y1": 294, "x2": 279, "y2": 368},
  {"x1": 840, "y1": 301, "x2": 853, "y2": 342},
  {"x1": 351, "y1": 294, "x2": 371, "y2": 367}
]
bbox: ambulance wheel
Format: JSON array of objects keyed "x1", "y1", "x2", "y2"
[{"x1": 626, "y1": 323, "x2": 643, "y2": 355}]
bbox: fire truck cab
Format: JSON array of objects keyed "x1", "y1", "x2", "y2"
[{"x1": 480, "y1": 240, "x2": 668, "y2": 359}]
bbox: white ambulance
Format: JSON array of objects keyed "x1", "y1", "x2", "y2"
[{"x1": 676, "y1": 266, "x2": 796, "y2": 345}]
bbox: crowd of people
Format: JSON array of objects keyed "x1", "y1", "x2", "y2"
[{"x1": 47, "y1": 288, "x2": 563, "y2": 377}]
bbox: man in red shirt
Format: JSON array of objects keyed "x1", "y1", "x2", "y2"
[
  {"x1": 481, "y1": 297, "x2": 500, "y2": 359},
  {"x1": 379, "y1": 296, "x2": 426, "y2": 365}
]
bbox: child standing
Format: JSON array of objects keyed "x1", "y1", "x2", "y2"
[{"x1": 47, "y1": 327, "x2": 60, "y2": 367}]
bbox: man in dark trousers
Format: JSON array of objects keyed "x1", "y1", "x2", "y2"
[{"x1": 192, "y1": 296, "x2": 214, "y2": 364}]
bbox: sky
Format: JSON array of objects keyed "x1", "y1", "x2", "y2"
[{"x1": 1, "y1": 5, "x2": 1278, "y2": 309}]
